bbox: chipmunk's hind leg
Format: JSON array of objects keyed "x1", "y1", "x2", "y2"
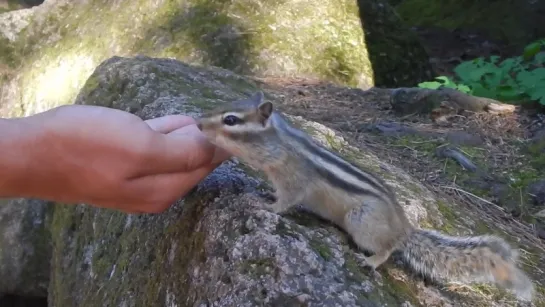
[{"x1": 343, "y1": 203, "x2": 397, "y2": 270}]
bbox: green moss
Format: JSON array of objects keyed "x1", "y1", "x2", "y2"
[
  {"x1": 314, "y1": 40, "x2": 367, "y2": 87},
  {"x1": 309, "y1": 239, "x2": 333, "y2": 261},
  {"x1": 322, "y1": 132, "x2": 340, "y2": 151},
  {"x1": 77, "y1": 75, "x2": 100, "y2": 100},
  {"x1": 377, "y1": 271, "x2": 421, "y2": 306},
  {"x1": 0, "y1": 37, "x2": 17, "y2": 68},
  {"x1": 434, "y1": 200, "x2": 458, "y2": 234},
  {"x1": 343, "y1": 254, "x2": 367, "y2": 283}
]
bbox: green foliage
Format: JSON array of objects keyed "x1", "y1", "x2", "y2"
[
  {"x1": 418, "y1": 39, "x2": 545, "y2": 105},
  {"x1": 418, "y1": 76, "x2": 471, "y2": 93}
]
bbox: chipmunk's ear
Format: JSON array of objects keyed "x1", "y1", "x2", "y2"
[
  {"x1": 258, "y1": 101, "x2": 273, "y2": 119},
  {"x1": 251, "y1": 91, "x2": 272, "y2": 119}
]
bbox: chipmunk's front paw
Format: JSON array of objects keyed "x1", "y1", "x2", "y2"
[
  {"x1": 354, "y1": 254, "x2": 384, "y2": 283},
  {"x1": 257, "y1": 190, "x2": 277, "y2": 202}
]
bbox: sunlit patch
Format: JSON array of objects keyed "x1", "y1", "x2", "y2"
[{"x1": 25, "y1": 52, "x2": 96, "y2": 115}]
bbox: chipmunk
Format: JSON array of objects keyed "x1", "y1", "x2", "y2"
[{"x1": 196, "y1": 91, "x2": 534, "y2": 301}]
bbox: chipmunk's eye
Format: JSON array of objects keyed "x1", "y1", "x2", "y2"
[{"x1": 223, "y1": 115, "x2": 243, "y2": 126}]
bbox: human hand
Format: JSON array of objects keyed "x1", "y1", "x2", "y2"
[{"x1": 10, "y1": 105, "x2": 230, "y2": 213}]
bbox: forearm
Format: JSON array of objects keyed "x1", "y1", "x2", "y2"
[{"x1": 0, "y1": 117, "x2": 37, "y2": 198}]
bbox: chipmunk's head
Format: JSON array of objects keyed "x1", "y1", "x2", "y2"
[{"x1": 196, "y1": 91, "x2": 274, "y2": 154}]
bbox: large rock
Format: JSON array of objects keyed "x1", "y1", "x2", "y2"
[
  {"x1": 0, "y1": 198, "x2": 52, "y2": 297},
  {"x1": 0, "y1": 0, "x2": 432, "y2": 118},
  {"x1": 40, "y1": 55, "x2": 543, "y2": 306}
]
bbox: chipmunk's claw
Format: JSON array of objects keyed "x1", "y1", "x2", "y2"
[{"x1": 354, "y1": 253, "x2": 384, "y2": 284}]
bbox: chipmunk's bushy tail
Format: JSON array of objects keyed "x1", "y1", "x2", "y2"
[{"x1": 400, "y1": 229, "x2": 534, "y2": 301}]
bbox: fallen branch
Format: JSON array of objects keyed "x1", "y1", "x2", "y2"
[{"x1": 390, "y1": 87, "x2": 517, "y2": 122}]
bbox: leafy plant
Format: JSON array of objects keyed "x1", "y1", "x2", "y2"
[
  {"x1": 418, "y1": 38, "x2": 545, "y2": 105},
  {"x1": 418, "y1": 76, "x2": 471, "y2": 93}
]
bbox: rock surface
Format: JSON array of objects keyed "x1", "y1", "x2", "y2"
[
  {"x1": 0, "y1": 198, "x2": 52, "y2": 297},
  {"x1": 0, "y1": 0, "x2": 432, "y2": 118},
  {"x1": 37, "y1": 55, "x2": 542, "y2": 306}
]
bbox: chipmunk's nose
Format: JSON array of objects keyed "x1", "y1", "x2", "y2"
[{"x1": 196, "y1": 121, "x2": 203, "y2": 131}]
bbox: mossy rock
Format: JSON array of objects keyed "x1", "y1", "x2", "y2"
[
  {"x1": 0, "y1": 0, "x2": 432, "y2": 117},
  {"x1": 395, "y1": 0, "x2": 545, "y2": 48}
]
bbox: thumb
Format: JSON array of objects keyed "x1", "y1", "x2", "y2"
[{"x1": 140, "y1": 125, "x2": 230, "y2": 175}]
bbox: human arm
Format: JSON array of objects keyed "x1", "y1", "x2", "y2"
[{"x1": 0, "y1": 105, "x2": 230, "y2": 213}]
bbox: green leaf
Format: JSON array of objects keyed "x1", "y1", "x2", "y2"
[
  {"x1": 434, "y1": 76, "x2": 450, "y2": 82},
  {"x1": 456, "y1": 84, "x2": 472, "y2": 93},
  {"x1": 524, "y1": 41, "x2": 543, "y2": 60},
  {"x1": 483, "y1": 71, "x2": 507, "y2": 89},
  {"x1": 515, "y1": 70, "x2": 538, "y2": 89},
  {"x1": 499, "y1": 57, "x2": 522, "y2": 72},
  {"x1": 527, "y1": 87, "x2": 545, "y2": 101},
  {"x1": 471, "y1": 84, "x2": 498, "y2": 99},
  {"x1": 497, "y1": 85, "x2": 522, "y2": 100},
  {"x1": 454, "y1": 61, "x2": 480, "y2": 82},
  {"x1": 533, "y1": 67, "x2": 545, "y2": 79},
  {"x1": 490, "y1": 55, "x2": 501, "y2": 64},
  {"x1": 418, "y1": 81, "x2": 442, "y2": 89},
  {"x1": 469, "y1": 68, "x2": 490, "y2": 82}
]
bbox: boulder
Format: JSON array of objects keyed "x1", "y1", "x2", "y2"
[
  {"x1": 0, "y1": 199, "x2": 52, "y2": 297},
  {"x1": 0, "y1": 0, "x2": 432, "y2": 118}
]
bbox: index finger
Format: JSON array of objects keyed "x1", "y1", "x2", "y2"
[{"x1": 145, "y1": 115, "x2": 197, "y2": 134}]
